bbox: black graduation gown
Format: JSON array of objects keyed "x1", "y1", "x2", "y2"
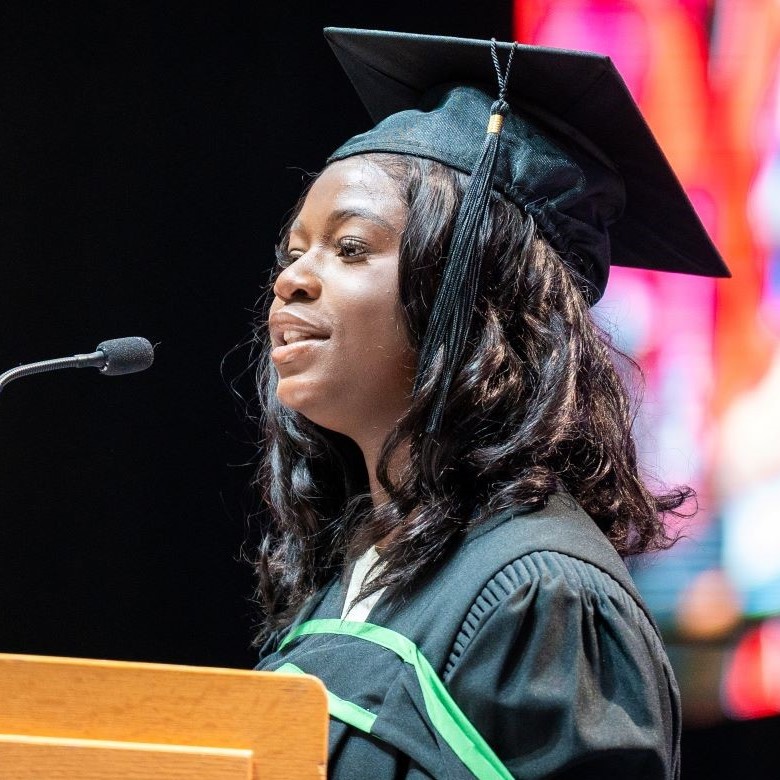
[{"x1": 256, "y1": 494, "x2": 681, "y2": 779}]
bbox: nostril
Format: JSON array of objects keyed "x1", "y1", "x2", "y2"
[{"x1": 292, "y1": 286, "x2": 313, "y2": 301}]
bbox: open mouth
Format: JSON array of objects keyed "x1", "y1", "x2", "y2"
[
  {"x1": 268, "y1": 311, "x2": 331, "y2": 358},
  {"x1": 281, "y1": 330, "x2": 329, "y2": 346}
]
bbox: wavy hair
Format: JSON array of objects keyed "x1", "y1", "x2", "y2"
[{"x1": 252, "y1": 153, "x2": 691, "y2": 638}]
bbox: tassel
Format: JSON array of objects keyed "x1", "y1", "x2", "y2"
[{"x1": 414, "y1": 40, "x2": 517, "y2": 435}]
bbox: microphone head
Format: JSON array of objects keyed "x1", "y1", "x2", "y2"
[{"x1": 96, "y1": 337, "x2": 155, "y2": 376}]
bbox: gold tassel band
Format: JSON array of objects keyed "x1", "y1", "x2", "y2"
[{"x1": 487, "y1": 114, "x2": 504, "y2": 134}]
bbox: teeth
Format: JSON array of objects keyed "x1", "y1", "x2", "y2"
[{"x1": 283, "y1": 330, "x2": 312, "y2": 345}]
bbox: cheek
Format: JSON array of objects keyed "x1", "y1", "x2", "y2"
[{"x1": 338, "y1": 280, "x2": 413, "y2": 374}]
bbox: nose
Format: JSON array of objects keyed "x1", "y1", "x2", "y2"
[{"x1": 273, "y1": 254, "x2": 322, "y2": 303}]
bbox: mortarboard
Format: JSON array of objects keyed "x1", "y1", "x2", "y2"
[{"x1": 322, "y1": 28, "x2": 730, "y2": 432}]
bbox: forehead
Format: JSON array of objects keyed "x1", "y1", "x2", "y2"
[{"x1": 293, "y1": 157, "x2": 406, "y2": 231}]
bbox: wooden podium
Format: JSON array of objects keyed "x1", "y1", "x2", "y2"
[{"x1": 0, "y1": 653, "x2": 328, "y2": 779}]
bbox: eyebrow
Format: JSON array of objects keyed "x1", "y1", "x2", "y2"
[{"x1": 291, "y1": 207, "x2": 399, "y2": 236}]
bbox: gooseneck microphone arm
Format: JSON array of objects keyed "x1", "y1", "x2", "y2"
[
  {"x1": 0, "y1": 351, "x2": 106, "y2": 391},
  {"x1": 0, "y1": 337, "x2": 155, "y2": 394}
]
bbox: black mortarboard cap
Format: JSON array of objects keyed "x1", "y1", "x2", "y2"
[{"x1": 323, "y1": 28, "x2": 730, "y2": 432}]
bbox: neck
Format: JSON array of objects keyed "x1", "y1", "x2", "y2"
[{"x1": 354, "y1": 429, "x2": 407, "y2": 508}]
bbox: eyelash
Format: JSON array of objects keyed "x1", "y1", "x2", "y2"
[
  {"x1": 277, "y1": 237, "x2": 367, "y2": 267},
  {"x1": 336, "y1": 237, "x2": 367, "y2": 259}
]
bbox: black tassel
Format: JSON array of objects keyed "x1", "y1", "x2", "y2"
[{"x1": 414, "y1": 40, "x2": 517, "y2": 435}]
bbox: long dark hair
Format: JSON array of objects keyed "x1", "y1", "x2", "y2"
[{"x1": 252, "y1": 153, "x2": 691, "y2": 637}]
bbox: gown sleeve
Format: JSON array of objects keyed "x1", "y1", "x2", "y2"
[{"x1": 442, "y1": 550, "x2": 681, "y2": 779}]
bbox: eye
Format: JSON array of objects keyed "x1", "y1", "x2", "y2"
[
  {"x1": 275, "y1": 243, "x2": 302, "y2": 268},
  {"x1": 336, "y1": 237, "x2": 367, "y2": 261}
]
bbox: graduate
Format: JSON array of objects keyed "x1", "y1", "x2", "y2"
[{"x1": 253, "y1": 28, "x2": 729, "y2": 779}]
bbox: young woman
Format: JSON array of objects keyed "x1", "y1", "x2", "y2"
[{"x1": 253, "y1": 29, "x2": 729, "y2": 779}]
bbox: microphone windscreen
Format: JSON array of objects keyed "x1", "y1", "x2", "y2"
[{"x1": 96, "y1": 337, "x2": 155, "y2": 376}]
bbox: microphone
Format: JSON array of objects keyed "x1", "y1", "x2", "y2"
[{"x1": 0, "y1": 337, "x2": 155, "y2": 394}]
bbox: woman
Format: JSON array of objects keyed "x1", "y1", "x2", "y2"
[{"x1": 253, "y1": 29, "x2": 729, "y2": 779}]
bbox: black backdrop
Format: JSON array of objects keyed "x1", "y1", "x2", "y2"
[{"x1": 0, "y1": 2, "x2": 776, "y2": 776}]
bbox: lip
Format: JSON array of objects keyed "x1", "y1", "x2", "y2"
[
  {"x1": 271, "y1": 338, "x2": 328, "y2": 366},
  {"x1": 268, "y1": 310, "x2": 332, "y2": 349}
]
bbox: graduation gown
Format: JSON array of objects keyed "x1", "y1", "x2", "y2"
[{"x1": 256, "y1": 494, "x2": 681, "y2": 779}]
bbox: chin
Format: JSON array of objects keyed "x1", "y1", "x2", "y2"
[
  {"x1": 276, "y1": 381, "x2": 347, "y2": 433},
  {"x1": 275, "y1": 379, "x2": 316, "y2": 415}
]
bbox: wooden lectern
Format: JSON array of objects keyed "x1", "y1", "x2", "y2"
[{"x1": 0, "y1": 653, "x2": 328, "y2": 779}]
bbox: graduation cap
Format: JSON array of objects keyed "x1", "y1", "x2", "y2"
[{"x1": 323, "y1": 28, "x2": 730, "y2": 433}]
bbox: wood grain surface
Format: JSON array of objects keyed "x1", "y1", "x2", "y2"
[{"x1": 0, "y1": 653, "x2": 327, "y2": 779}]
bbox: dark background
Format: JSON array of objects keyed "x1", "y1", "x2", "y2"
[{"x1": 0, "y1": 2, "x2": 775, "y2": 776}]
